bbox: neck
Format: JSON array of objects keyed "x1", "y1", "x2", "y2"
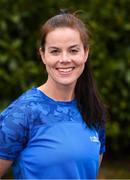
[{"x1": 39, "y1": 80, "x2": 75, "y2": 102}]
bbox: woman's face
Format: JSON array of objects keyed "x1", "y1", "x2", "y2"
[{"x1": 40, "y1": 27, "x2": 89, "y2": 88}]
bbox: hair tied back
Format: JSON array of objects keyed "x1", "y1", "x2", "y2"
[{"x1": 59, "y1": 9, "x2": 69, "y2": 15}]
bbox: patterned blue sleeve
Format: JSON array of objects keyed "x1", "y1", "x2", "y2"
[
  {"x1": 98, "y1": 128, "x2": 106, "y2": 154},
  {"x1": 0, "y1": 103, "x2": 29, "y2": 160}
]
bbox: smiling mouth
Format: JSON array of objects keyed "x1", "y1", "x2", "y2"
[{"x1": 56, "y1": 67, "x2": 75, "y2": 73}]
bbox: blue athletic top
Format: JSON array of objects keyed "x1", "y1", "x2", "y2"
[{"x1": 0, "y1": 87, "x2": 106, "y2": 179}]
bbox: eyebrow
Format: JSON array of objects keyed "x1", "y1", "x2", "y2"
[
  {"x1": 69, "y1": 44, "x2": 80, "y2": 48},
  {"x1": 48, "y1": 44, "x2": 80, "y2": 49},
  {"x1": 48, "y1": 47, "x2": 59, "y2": 50}
]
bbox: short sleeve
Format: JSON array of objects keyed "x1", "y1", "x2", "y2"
[
  {"x1": 0, "y1": 103, "x2": 29, "y2": 160},
  {"x1": 98, "y1": 128, "x2": 106, "y2": 154}
]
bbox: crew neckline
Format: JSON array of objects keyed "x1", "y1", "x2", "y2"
[{"x1": 32, "y1": 87, "x2": 76, "y2": 106}]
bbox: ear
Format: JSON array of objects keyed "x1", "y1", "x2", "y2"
[
  {"x1": 39, "y1": 47, "x2": 45, "y2": 64},
  {"x1": 84, "y1": 48, "x2": 89, "y2": 62}
]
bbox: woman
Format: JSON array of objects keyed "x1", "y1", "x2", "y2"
[{"x1": 0, "y1": 11, "x2": 106, "y2": 179}]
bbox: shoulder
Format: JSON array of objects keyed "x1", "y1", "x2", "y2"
[
  {"x1": 0, "y1": 87, "x2": 50, "y2": 128},
  {"x1": 0, "y1": 87, "x2": 44, "y2": 125},
  {"x1": 1, "y1": 87, "x2": 42, "y2": 115}
]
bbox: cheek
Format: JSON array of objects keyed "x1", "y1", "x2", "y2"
[
  {"x1": 44, "y1": 57, "x2": 56, "y2": 67},
  {"x1": 75, "y1": 56, "x2": 86, "y2": 66},
  {"x1": 79, "y1": 64, "x2": 85, "y2": 73}
]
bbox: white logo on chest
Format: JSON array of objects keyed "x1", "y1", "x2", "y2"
[{"x1": 90, "y1": 132, "x2": 99, "y2": 143}]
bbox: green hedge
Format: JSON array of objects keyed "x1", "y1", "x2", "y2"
[{"x1": 0, "y1": 0, "x2": 130, "y2": 153}]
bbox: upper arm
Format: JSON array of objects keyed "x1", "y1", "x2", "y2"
[
  {"x1": 98, "y1": 127, "x2": 106, "y2": 166},
  {"x1": 98, "y1": 128, "x2": 106, "y2": 154},
  {"x1": 99, "y1": 154, "x2": 103, "y2": 166},
  {"x1": 0, "y1": 159, "x2": 13, "y2": 178},
  {"x1": 0, "y1": 104, "x2": 29, "y2": 163}
]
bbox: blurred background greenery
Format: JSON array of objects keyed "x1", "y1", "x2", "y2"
[{"x1": 0, "y1": 0, "x2": 130, "y2": 179}]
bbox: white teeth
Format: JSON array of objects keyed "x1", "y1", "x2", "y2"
[{"x1": 57, "y1": 68, "x2": 73, "y2": 72}]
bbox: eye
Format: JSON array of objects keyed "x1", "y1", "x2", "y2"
[
  {"x1": 50, "y1": 49, "x2": 60, "y2": 55},
  {"x1": 70, "y1": 49, "x2": 79, "y2": 55}
]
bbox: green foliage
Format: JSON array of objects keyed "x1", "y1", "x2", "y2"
[{"x1": 0, "y1": 0, "x2": 130, "y2": 153}]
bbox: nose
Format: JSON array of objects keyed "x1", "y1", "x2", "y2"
[{"x1": 59, "y1": 52, "x2": 71, "y2": 63}]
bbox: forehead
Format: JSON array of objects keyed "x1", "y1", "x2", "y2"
[{"x1": 45, "y1": 27, "x2": 82, "y2": 47}]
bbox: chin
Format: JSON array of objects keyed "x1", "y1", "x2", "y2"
[{"x1": 57, "y1": 80, "x2": 77, "y2": 87}]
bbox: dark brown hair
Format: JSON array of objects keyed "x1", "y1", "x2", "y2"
[
  {"x1": 40, "y1": 13, "x2": 89, "y2": 51},
  {"x1": 39, "y1": 11, "x2": 107, "y2": 128}
]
